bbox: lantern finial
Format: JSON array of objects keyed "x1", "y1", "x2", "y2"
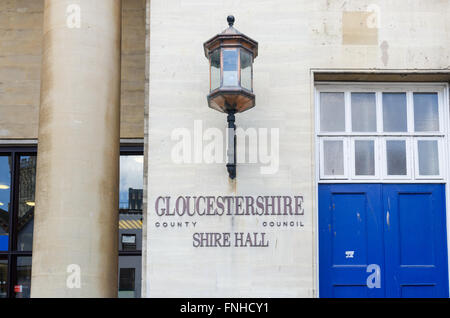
[{"x1": 227, "y1": 15, "x2": 235, "y2": 27}]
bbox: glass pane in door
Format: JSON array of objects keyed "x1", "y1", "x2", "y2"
[
  {"x1": 386, "y1": 140, "x2": 407, "y2": 176},
  {"x1": 354, "y1": 140, "x2": 375, "y2": 176},
  {"x1": 418, "y1": 140, "x2": 439, "y2": 176},
  {"x1": 323, "y1": 140, "x2": 344, "y2": 176}
]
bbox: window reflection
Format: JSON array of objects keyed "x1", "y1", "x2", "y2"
[
  {"x1": 0, "y1": 156, "x2": 11, "y2": 252},
  {"x1": 0, "y1": 150, "x2": 36, "y2": 298},
  {"x1": 17, "y1": 156, "x2": 36, "y2": 251},
  {"x1": 118, "y1": 154, "x2": 143, "y2": 298},
  {"x1": 222, "y1": 49, "x2": 238, "y2": 86},
  {"x1": 0, "y1": 259, "x2": 7, "y2": 298},
  {"x1": 414, "y1": 93, "x2": 439, "y2": 132},
  {"x1": 240, "y1": 49, "x2": 252, "y2": 90},
  {"x1": 210, "y1": 49, "x2": 220, "y2": 90},
  {"x1": 14, "y1": 256, "x2": 31, "y2": 298},
  {"x1": 119, "y1": 156, "x2": 143, "y2": 210},
  {"x1": 118, "y1": 256, "x2": 141, "y2": 298},
  {"x1": 119, "y1": 156, "x2": 143, "y2": 252}
]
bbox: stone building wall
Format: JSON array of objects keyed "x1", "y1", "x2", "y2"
[
  {"x1": 0, "y1": 0, "x2": 146, "y2": 139},
  {"x1": 0, "y1": 0, "x2": 43, "y2": 138},
  {"x1": 144, "y1": 0, "x2": 450, "y2": 297}
]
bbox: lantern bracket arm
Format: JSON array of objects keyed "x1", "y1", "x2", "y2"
[{"x1": 226, "y1": 109, "x2": 237, "y2": 180}]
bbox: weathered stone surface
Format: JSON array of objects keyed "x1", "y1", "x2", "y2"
[
  {"x1": 0, "y1": 0, "x2": 43, "y2": 139},
  {"x1": 121, "y1": 0, "x2": 146, "y2": 138},
  {"x1": 0, "y1": 0, "x2": 146, "y2": 139}
]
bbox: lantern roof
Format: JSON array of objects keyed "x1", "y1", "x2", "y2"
[{"x1": 203, "y1": 16, "x2": 258, "y2": 59}]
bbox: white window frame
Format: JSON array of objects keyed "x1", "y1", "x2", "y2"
[
  {"x1": 317, "y1": 91, "x2": 347, "y2": 133},
  {"x1": 315, "y1": 82, "x2": 449, "y2": 183},
  {"x1": 319, "y1": 137, "x2": 348, "y2": 180},
  {"x1": 381, "y1": 91, "x2": 408, "y2": 133},
  {"x1": 349, "y1": 92, "x2": 378, "y2": 133},
  {"x1": 381, "y1": 137, "x2": 413, "y2": 180},
  {"x1": 411, "y1": 91, "x2": 445, "y2": 134},
  {"x1": 350, "y1": 137, "x2": 380, "y2": 180},
  {"x1": 414, "y1": 137, "x2": 445, "y2": 180}
]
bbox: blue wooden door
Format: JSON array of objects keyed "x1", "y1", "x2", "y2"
[
  {"x1": 383, "y1": 184, "x2": 449, "y2": 298},
  {"x1": 319, "y1": 184, "x2": 385, "y2": 298},
  {"x1": 319, "y1": 183, "x2": 449, "y2": 298}
]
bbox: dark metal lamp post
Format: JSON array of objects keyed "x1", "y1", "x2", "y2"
[{"x1": 203, "y1": 15, "x2": 258, "y2": 179}]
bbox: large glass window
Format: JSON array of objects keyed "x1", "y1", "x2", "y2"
[
  {"x1": 0, "y1": 146, "x2": 144, "y2": 298},
  {"x1": 0, "y1": 148, "x2": 36, "y2": 298},
  {"x1": 0, "y1": 146, "x2": 147, "y2": 298},
  {"x1": 118, "y1": 149, "x2": 143, "y2": 298}
]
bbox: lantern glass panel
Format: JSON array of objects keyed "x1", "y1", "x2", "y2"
[
  {"x1": 210, "y1": 49, "x2": 221, "y2": 91},
  {"x1": 240, "y1": 49, "x2": 252, "y2": 91},
  {"x1": 222, "y1": 49, "x2": 238, "y2": 87}
]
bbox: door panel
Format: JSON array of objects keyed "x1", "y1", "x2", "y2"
[
  {"x1": 319, "y1": 183, "x2": 449, "y2": 298},
  {"x1": 319, "y1": 184, "x2": 384, "y2": 298},
  {"x1": 383, "y1": 184, "x2": 449, "y2": 298}
]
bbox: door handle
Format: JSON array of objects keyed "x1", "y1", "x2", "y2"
[{"x1": 386, "y1": 211, "x2": 390, "y2": 228}]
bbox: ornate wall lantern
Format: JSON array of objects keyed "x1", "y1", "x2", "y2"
[{"x1": 203, "y1": 15, "x2": 258, "y2": 179}]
